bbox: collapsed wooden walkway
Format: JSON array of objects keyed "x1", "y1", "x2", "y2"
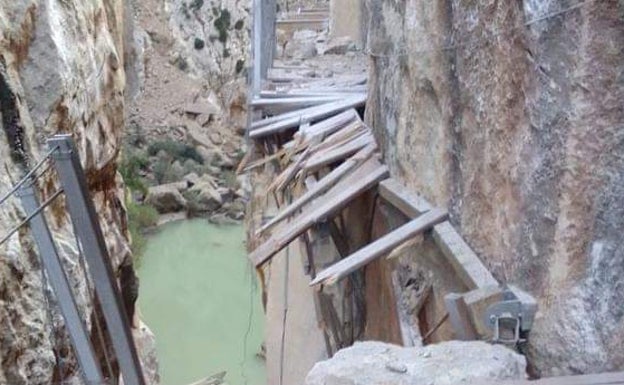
[
  {"x1": 244, "y1": 38, "x2": 522, "y2": 346},
  {"x1": 245, "y1": 5, "x2": 623, "y2": 385}
]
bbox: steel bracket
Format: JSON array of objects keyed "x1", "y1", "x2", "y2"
[{"x1": 484, "y1": 285, "x2": 537, "y2": 344}]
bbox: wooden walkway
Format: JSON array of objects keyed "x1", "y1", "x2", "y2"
[{"x1": 246, "y1": 6, "x2": 624, "y2": 385}]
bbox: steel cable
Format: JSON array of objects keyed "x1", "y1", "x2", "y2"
[
  {"x1": 0, "y1": 146, "x2": 60, "y2": 207},
  {"x1": 0, "y1": 188, "x2": 64, "y2": 247}
]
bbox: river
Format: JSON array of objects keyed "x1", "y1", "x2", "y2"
[{"x1": 137, "y1": 219, "x2": 266, "y2": 385}]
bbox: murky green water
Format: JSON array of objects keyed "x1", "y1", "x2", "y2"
[{"x1": 137, "y1": 220, "x2": 266, "y2": 385}]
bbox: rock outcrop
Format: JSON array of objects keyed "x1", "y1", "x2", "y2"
[
  {"x1": 146, "y1": 183, "x2": 188, "y2": 213},
  {"x1": 305, "y1": 341, "x2": 527, "y2": 385},
  {"x1": 365, "y1": 0, "x2": 624, "y2": 376},
  {"x1": 0, "y1": 1, "x2": 158, "y2": 383}
]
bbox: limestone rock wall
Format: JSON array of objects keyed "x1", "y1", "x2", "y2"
[
  {"x1": 165, "y1": 0, "x2": 250, "y2": 89},
  {"x1": 365, "y1": 0, "x2": 624, "y2": 376},
  {"x1": 0, "y1": 1, "x2": 157, "y2": 383}
]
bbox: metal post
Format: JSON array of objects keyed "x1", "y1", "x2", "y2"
[
  {"x1": 48, "y1": 135, "x2": 146, "y2": 385},
  {"x1": 252, "y1": 0, "x2": 262, "y2": 96},
  {"x1": 18, "y1": 185, "x2": 105, "y2": 385}
]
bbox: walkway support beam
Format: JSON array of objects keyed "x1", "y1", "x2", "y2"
[
  {"x1": 49, "y1": 135, "x2": 146, "y2": 385},
  {"x1": 18, "y1": 185, "x2": 105, "y2": 385}
]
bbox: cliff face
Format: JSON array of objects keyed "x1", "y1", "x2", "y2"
[
  {"x1": 365, "y1": 0, "x2": 624, "y2": 376},
  {"x1": 0, "y1": 1, "x2": 157, "y2": 383}
]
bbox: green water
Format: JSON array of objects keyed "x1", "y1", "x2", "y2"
[{"x1": 137, "y1": 220, "x2": 266, "y2": 385}]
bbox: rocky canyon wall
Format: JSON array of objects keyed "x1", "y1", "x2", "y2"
[
  {"x1": 364, "y1": 0, "x2": 624, "y2": 377},
  {"x1": 0, "y1": 0, "x2": 157, "y2": 383}
]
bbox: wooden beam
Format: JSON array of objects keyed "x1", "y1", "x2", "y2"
[
  {"x1": 378, "y1": 179, "x2": 498, "y2": 291},
  {"x1": 299, "y1": 109, "x2": 358, "y2": 139},
  {"x1": 378, "y1": 179, "x2": 433, "y2": 218},
  {"x1": 250, "y1": 96, "x2": 367, "y2": 139},
  {"x1": 303, "y1": 132, "x2": 375, "y2": 172},
  {"x1": 251, "y1": 95, "x2": 348, "y2": 107},
  {"x1": 260, "y1": 90, "x2": 366, "y2": 99},
  {"x1": 257, "y1": 145, "x2": 377, "y2": 235},
  {"x1": 310, "y1": 208, "x2": 449, "y2": 286},
  {"x1": 249, "y1": 157, "x2": 389, "y2": 267},
  {"x1": 444, "y1": 293, "x2": 478, "y2": 341},
  {"x1": 432, "y1": 222, "x2": 498, "y2": 290}
]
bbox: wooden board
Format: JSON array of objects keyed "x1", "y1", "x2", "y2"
[
  {"x1": 260, "y1": 90, "x2": 366, "y2": 99},
  {"x1": 252, "y1": 95, "x2": 348, "y2": 106},
  {"x1": 299, "y1": 109, "x2": 358, "y2": 139},
  {"x1": 378, "y1": 179, "x2": 497, "y2": 291},
  {"x1": 249, "y1": 157, "x2": 389, "y2": 267},
  {"x1": 444, "y1": 293, "x2": 478, "y2": 341},
  {"x1": 432, "y1": 221, "x2": 498, "y2": 290},
  {"x1": 378, "y1": 179, "x2": 433, "y2": 218},
  {"x1": 250, "y1": 96, "x2": 366, "y2": 139},
  {"x1": 310, "y1": 208, "x2": 449, "y2": 286},
  {"x1": 258, "y1": 144, "x2": 377, "y2": 235},
  {"x1": 303, "y1": 132, "x2": 374, "y2": 172}
]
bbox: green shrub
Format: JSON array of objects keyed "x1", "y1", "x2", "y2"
[
  {"x1": 222, "y1": 170, "x2": 239, "y2": 189},
  {"x1": 119, "y1": 151, "x2": 149, "y2": 196},
  {"x1": 127, "y1": 201, "x2": 159, "y2": 229},
  {"x1": 189, "y1": 0, "x2": 204, "y2": 11},
  {"x1": 194, "y1": 38, "x2": 205, "y2": 50},
  {"x1": 147, "y1": 140, "x2": 204, "y2": 165},
  {"x1": 127, "y1": 202, "x2": 159, "y2": 261},
  {"x1": 153, "y1": 157, "x2": 171, "y2": 184},
  {"x1": 129, "y1": 224, "x2": 147, "y2": 265},
  {"x1": 213, "y1": 8, "x2": 231, "y2": 43}
]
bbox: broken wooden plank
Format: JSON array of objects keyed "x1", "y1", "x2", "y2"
[
  {"x1": 310, "y1": 208, "x2": 449, "y2": 286},
  {"x1": 251, "y1": 101, "x2": 337, "y2": 129},
  {"x1": 249, "y1": 157, "x2": 389, "y2": 267},
  {"x1": 260, "y1": 90, "x2": 366, "y2": 99},
  {"x1": 267, "y1": 86, "x2": 368, "y2": 96},
  {"x1": 432, "y1": 221, "x2": 498, "y2": 290},
  {"x1": 391, "y1": 271, "x2": 429, "y2": 347},
  {"x1": 377, "y1": 179, "x2": 497, "y2": 291},
  {"x1": 444, "y1": 293, "x2": 478, "y2": 341},
  {"x1": 303, "y1": 132, "x2": 374, "y2": 172},
  {"x1": 240, "y1": 147, "x2": 287, "y2": 173},
  {"x1": 298, "y1": 109, "x2": 359, "y2": 139},
  {"x1": 251, "y1": 95, "x2": 348, "y2": 108},
  {"x1": 378, "y1": 179, "x2": 433, "y2": 218},
  {"x1": 250, "y1": 96, "x2": 367, "y2": 138},
  {"x1": 257, "y1": 144, "x2": 377, "y2": 235}
]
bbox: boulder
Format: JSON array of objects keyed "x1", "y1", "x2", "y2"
[
  {"x1": 305, "y1": 341, "x2": 527, "y2": 385},
  {"x1": 293, "y1": 29, "x2": 319, "y2": 41},
  {"x1": 183, "y1": 172, "x2": 201, "y2": 187},
  {"x1": 217, "y1": 187, "x2": 234, "y2": 202},
  {"x1": 285, "y1": 40, "x2": 318, "y2": 59},
  {"x1": 187, "y1": 121, "x2": 212, "y2": 148},
  {"x1": 145, "y1": 184, "x2": 187, "y2": 213},
  {"x1": 209, "y1": 213, "x2": 240, "y2": 225},
  {"x1": 323, "y1": 37, "x2": 356, "y2": 55},
  {"x1": 187, "y1": 176, "x2": 222, "y2": 212}
]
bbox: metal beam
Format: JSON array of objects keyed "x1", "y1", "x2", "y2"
[
  {"x1": 48, "y1": 135, "x2": 146, "y2": 385},
  {"x1": 18, "y1": 185, "x2": 105, "y2": 385},
  {"x1": 252, "y1": 0, "x2": 262, "y2": 96}
]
